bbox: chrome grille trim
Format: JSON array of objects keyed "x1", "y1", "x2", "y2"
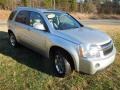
[{"x1": 101, "y1": 41, "x2": 113, "y2": 55}]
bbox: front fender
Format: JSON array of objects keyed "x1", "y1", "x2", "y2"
[{"x1": 46, "y1": 35, "x2": 80, "y2": 72}]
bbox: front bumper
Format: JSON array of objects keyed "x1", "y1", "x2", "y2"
[{"x1": 79, "y1": 48, "x2": 116, "y2": 74}]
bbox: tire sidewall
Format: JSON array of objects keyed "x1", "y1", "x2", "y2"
[
  {"x1": 52, "y1": 50, "x2": 71, "y2": 77},
  {"x1": 9, "y1": 33, "x2": 17, "y2": 47}
]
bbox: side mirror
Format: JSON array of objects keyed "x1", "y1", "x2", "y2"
[{"x1": 33, "y1": 22, "x2": 46, "y2": 31}]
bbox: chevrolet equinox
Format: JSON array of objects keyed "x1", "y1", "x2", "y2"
[{"x1": 8, "y1": 7, "x2": 116, "y2": 77}]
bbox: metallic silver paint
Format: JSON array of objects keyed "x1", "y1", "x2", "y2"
[{"x1": 8, "y1": 7, "x2": 116, "y2": 74}]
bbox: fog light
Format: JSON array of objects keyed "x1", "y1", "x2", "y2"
[{"x1": 95, "y1": 63, "x2": 100, "y2": 68}]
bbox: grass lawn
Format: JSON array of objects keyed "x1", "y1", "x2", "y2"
[{"x1": 0, "y1": 24, "x2": 120, "y2": 90}]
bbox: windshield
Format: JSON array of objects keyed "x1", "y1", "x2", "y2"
[{"x1": 44, "y1": 12, "x2": 82, "y2": 30}]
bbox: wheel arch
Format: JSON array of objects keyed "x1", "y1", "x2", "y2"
[
  {"x1": 8, "y1": 29, "x2": 13, "y2": 35},
  {"x1": 49, "y1": 46, "x2": 75, "y2": 70}
]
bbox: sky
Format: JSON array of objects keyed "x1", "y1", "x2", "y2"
[{"x1": 77, "y1": 0, "x2": 85, "y2": 3}]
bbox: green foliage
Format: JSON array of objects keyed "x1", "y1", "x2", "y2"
[
  {"x1": 21, "y1": 0, "x2": 28, "y2": 6},
  {"x1": 43, "y1": 0, "x2": 77, "y2": 11},
  {"x1": 69, "y1": 0, "x2": 77, "y2": 12},
  {"x1": 0, "y1": 0, "x2": 6, "y2": 4},
  {"x1": 55, "y1": 0, "x2": 68, "y2": 10},
  {"x1": 44, "y1": 0, "x2": 52, "y2": 8},
  {"x1": 0, "y1": 0, "x2": 6, "y2": 8}
]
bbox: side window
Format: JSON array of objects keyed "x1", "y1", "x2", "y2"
[
  {"x1": 15, "y1": 10, "x2": 30, "y2": 25},
  {"x1": 8, "y1": 10, "x2": 17, "y2": 20},
  {"x1": 30, "y1": 12, "x2": 46, "y2": 30}
]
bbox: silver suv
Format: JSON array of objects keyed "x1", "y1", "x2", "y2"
[{"x1": 8, "y1": 7, "x2": 116, "y2": 76}]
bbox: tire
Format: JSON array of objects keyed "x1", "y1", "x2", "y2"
[
  {"x1": 9, "y1": 33, "x2": 18, "y2": 47},
  {"x1": 51, "y1": 50, "x2": 72, "y2": 77}
]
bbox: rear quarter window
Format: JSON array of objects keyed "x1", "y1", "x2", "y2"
[
  {"x1": 15, "y1": 10, "x2": 30, "y2": 25},
  {"x1": 8, "y1": 11, "x2": 17, "y2": 20}
]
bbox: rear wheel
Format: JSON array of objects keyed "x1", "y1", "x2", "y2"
[
  {"x1": 51, "y1": 50, "x2": 72, "y2": 77},
  {"x1": 9, "y1": 33, "x2": 18, "y2": 47}
]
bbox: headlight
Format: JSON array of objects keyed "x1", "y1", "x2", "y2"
[{"x1": 80, "y1": 44, "x2": 101, "y2": 58}]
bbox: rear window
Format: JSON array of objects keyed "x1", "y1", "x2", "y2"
[
  {"x1": 8, "y1": 11, "x2": 17, "y2": 20},
  {"x1": 15, "y1": 10, "x2": 30, "y2": 25}
]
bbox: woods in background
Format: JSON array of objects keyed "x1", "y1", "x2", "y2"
[{"x1": 0, "y1": 0, "x2": 120, "y2": 14}]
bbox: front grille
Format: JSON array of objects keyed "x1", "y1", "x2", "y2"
[{"x1": 101, "y1": 41, "x2": 113, "y2": 56}]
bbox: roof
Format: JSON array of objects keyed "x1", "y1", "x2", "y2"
[{"x1": 16, "y1": 7, "x2": 64, "y2": 13}]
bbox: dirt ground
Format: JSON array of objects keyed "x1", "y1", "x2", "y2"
[{"x1": 0, "y1": 10, "x2": 11, "y2": 20}]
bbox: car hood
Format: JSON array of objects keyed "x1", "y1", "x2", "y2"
[{"x1": 54, "y1": 27, "x2": 111, "y2": 45}]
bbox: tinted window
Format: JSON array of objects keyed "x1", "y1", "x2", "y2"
[
  {"x1": 15, "y1": 10, "x2": 30, "y2": 25},
  {"x1": 30, "y1": 12, "x2": 45, "y2": 27},
  {"x1": 8, "y1": 11, "x2": 17, "y2": 20}
]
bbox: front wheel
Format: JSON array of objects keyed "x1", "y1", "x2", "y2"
[{"x1": 52, "y1": 50, "x2": 72, "y2": 77}]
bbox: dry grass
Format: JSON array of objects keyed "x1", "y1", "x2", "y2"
[
  {"x1": 88, "y1": 24, "x2": 120, "y2": 32},
  {"x1": 70, "y1": 12, "x2": 95, "y2": 20},
  {"x1": 0, "y1": 25, "x2": 8, "y2": 31},
  {"x1": 70, "y1": 12, "x2": 120, "y2": 20}
]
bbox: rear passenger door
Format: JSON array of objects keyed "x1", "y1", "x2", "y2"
[
  {"x1": 8, "y1": 10, "x2": 17, "y2": 36},
  {"x1": 15, "y1": 10, "x2": 30, "y2": 44}
]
